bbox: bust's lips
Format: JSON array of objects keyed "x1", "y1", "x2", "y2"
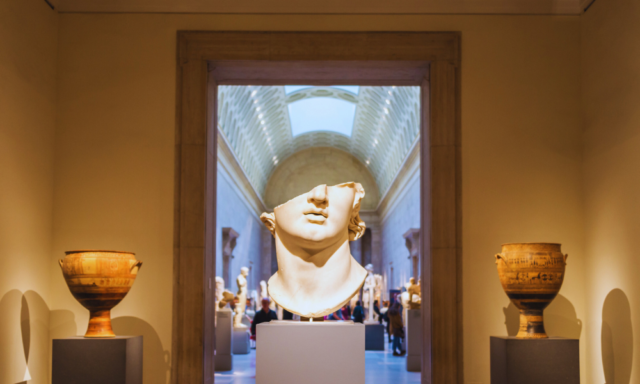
[{"x1": 304, "y1": 209, "x2": 328, "y2": 223}]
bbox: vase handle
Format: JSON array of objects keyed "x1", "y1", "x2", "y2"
[
  {"x1": 58, "y1": 259, "x2": 64, "y2": 269},
  {"x1": 495, "y1": 254, "x2": 503, "y2": 264},
  {"x1": 564, "y1": 254, "x2": 569, "y2": 264},
  {"x1": 131, "y1": 260, "x2": 143, "y2": 272}
]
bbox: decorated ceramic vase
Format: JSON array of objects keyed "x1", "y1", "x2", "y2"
[
  {"x1": 59, "y1": 250, "x2": 142, "y2": 338},
  {"x1": 495, "y1": 243, "x2": 567, "y2": 338}
]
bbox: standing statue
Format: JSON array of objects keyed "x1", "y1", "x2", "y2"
[
  {"x1": 363, "y1": 264, "x2": 377, "y2": 323},
  {"x1": 407, "y1": 277, "x2": 421, "y2": 310},
  {"x1": 260, "y1": 182, "x2": 368, "y2": 319},
  {"x1": 260, "y1": 280, "x2": 268, "y2": 300},
  {"x1": 234, "y1": 267, "x2": 249, "y2": 328},
  {"x1": 374, "y1": 274, "x2": 383, "y2": 303},
  {"x1": 261, "y1": 280, "x2": 277, "y2": 310}
]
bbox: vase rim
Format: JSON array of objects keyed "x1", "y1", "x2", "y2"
[
  {"x1": 65, "y1": 250, "x2": 136, "y2": 255},
  {"x1": 501, "y1": 242, "x2": 561, "y2": 246}
]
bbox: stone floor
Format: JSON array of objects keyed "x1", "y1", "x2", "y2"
[{"x1": 214, "y1": 340, "x2": 421, "y2": 384}]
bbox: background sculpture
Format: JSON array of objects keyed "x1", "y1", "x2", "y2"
[
  {"x1": 363, "y1": 264, "x2": 377, "y2": 323},
  {"x1": 407, "y1": 277, "x2": 421, "y2": 310},
  {"x1": 260, "y1": 182, "x2": 367, "y2": 319},
  {"x1": 234, "y1": 267, "x2": 249, "y2": 328},
  {"x1": 374, "y1": 274, "x2": 383, "y2": 304}
]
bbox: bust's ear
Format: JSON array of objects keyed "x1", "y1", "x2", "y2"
[
  {"x1": 348, "y1": 183, "x2": 366, "y2": 241},
  {"x1": 260, "y1": 212, "x2": 276, "y2": 237}
]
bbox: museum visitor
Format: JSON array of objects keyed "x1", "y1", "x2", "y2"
[{"x1": 251, "y1": 298, "x2": 278, "y2": 339}]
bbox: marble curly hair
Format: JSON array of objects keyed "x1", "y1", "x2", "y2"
[{"x1": 345, "y1": 182, "x2": 366, "y2": 241}]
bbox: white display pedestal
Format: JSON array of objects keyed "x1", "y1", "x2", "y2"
[
  {"x1": 406, "y1": 309, "x2": 422, "y2": 372},
  {"x1": 257, "y1": 321, "x2": 365, "y2": 384},
  {"x1": 215, "y1": 309, "x2": 233, "y2": 371},
  {"x1": 232, "y1": 327, "x2": 250, "y2": 355}
]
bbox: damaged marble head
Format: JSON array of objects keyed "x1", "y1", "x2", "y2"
[{"x1": 260, "y1": 182, "x2": 368, "y2": 319}]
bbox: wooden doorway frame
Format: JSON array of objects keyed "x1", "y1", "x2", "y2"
[{"x1": 173, "y1": 31, "x2": 461, "y2": 384}]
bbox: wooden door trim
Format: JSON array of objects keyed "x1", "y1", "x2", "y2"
[{"x1": 174, "y1": 31, "x2": 461, "y2": 384}]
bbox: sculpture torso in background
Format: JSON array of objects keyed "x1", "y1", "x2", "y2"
[
  {"x1": 234, "y1": 267, "x2": 249, "y2": 328},
  {"x1": 215, "y1": 277, "x2": 225, "y2": 307},
  {"x1": 374, "y1": 274, "x2": 383, "y2": 307},
  {"x1": 260, "y1": 182, "x2": 368, "y2": 319},
  {"x1": 407, "y1": 277, "x2": 421, "y2": 310}
]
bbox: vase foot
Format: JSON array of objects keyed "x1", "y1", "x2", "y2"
[
  {"x1": 85, "y1": 309, "x2": 116, "y2": 338},
  {"x1": 516, "y1": 309, "x2": 548, "y2": 339}
]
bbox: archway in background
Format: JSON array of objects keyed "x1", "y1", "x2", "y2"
[{"x1": 173, "y1": 32, "x2": 461, "y2": 384}]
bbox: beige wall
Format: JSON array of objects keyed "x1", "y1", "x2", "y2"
[
  {"x1": 582, "y1": 0, "x2": 640, "y2": 383},
  {"x1": 264, "y1": 147, "x2": 380, "y2": 210},
  {"x1": 51, "y1": 13, "x2": 584, "y2": 383},
  {"x1": 0, "y1": 1, "x2": 58, "y2": 383}
]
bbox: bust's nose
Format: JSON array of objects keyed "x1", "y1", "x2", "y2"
[{"x1": 307, "y1": 184, "x2": 328, "y2": 205}]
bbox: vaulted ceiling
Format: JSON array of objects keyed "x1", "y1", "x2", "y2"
[
  {"x1": 217, "y1": 85, "x2": 420, "y2": 197},
  {"x1": 54, "y1": 0, "x2": 593, "y2": 15}
]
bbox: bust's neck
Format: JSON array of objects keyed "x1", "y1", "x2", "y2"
[{"x1": 268, "y1": 233, "x2": 367, "y2": 318}]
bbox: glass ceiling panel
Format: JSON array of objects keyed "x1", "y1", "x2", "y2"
[
  {"x1": 288, "y1": 97, "x2": 356, "y2": 137},
  {"x1": 284, "y1": 85, "x2": 360, "y2": 95}
]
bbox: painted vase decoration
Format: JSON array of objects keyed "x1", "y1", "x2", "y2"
[
  {"x1": 495, "y1": 243, "x2": 567, "y2": 339},
  {"x1": 59, "y1": 250, "x2": 142, "y2": 338}
]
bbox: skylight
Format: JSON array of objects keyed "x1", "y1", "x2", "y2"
[
  {"x1": 284, "y1": 85, "x2": 360, "y2": 95},
  {"x1": 288, "y1": 97, "x2": 356, "y2": 137}
]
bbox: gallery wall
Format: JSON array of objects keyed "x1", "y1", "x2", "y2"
[
  {"x1": 216, "y1": 164, "x2": 265, "y2": 296},
  {"x1": 582, "y1": 0, "x2": 640, "y2": 382},
  {"x1": 51, "y1": 13, "x2": 585, "y2": 384},
  {"x1": 380, "y1": 169, "x2": 421, "y2": 292},
  {"x1": 0, "y1": 1, "x2": 58, "y2": 383}
]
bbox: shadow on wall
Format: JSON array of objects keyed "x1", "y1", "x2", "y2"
[
  {"x1": 503, "y1": 294, "x2": 582, "y2": 338},
  {"x1": 0, "y1": 290, "x2": 54, "y2": 384},
  {"x1": 602, "y1": 289, "x2": 633, "y2": 384},
  {"x1": 113, "y1": 316, "x2": 171, "y2": 384}
]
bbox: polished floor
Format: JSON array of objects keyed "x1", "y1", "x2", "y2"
[{"x1": 214, "y1": 340, "x2": 421, "y2": 383}]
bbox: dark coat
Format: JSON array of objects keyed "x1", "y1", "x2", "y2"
[
  {"x1": 352, "y1": 305, "x2": 364, "y2": 323},
  {"x1": 251, "y1": 308, "x2": 278, "y2": 336}
]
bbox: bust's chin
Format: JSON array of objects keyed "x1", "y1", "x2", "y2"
[
  {"x1": 268, "y1": 258, "x2": 367, "y2": 318},
  {"x1": 268, "y1": 234, "x2": 367, "y2": 318}
]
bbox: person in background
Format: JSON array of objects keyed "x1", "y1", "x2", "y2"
[
  {"x1": 341, "y1": 305, "x2": 351, "y2": 320},
  {"x1": 388, "y1": 302, "x2": 405, "y2": 356},
  {"x1": 373, "y1": 300, "x2": 381, "y2": 323},
  {"x1": 352, "y1": 300, "x2": 364, "y2": 323},
  {"x1": 251, "y1": 298, "x2": 278, "y2": 339},
  {"x1": 379, "y1": 300, "x2": 389, "y2": 325},
  {"x1": 383, "y1": 301, "x2": 392, "y2": 342},
  {"x1": 329, "y1": 309, "x2": 343, "y2": 320}
]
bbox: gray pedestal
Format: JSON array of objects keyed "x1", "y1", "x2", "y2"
[
  {"x1": 364, "y1": 323, "x2": 385, "y2": 350},
  {"x1": 232, "y1": 327, "x2": 250, "y2": 354},
  {"x1": 490, "y1": 336, "x2": 579, "y2": 384},
  {"x1": 52, "y1": 336, "x2": 142, "y2": 384},
  {"x1": 215, "y1": 309, "x2": 233, "y2": 371},
  {"x1": 406, "y1": 309, "x2": 422, "y2": 372},
  {"x1": 257, "y1": 321, "x2": 364, "y2": 384}
]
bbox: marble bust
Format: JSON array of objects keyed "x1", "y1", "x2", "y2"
[{"x1": 260, "y1": 182, "x2": 368, "y2": 319}]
